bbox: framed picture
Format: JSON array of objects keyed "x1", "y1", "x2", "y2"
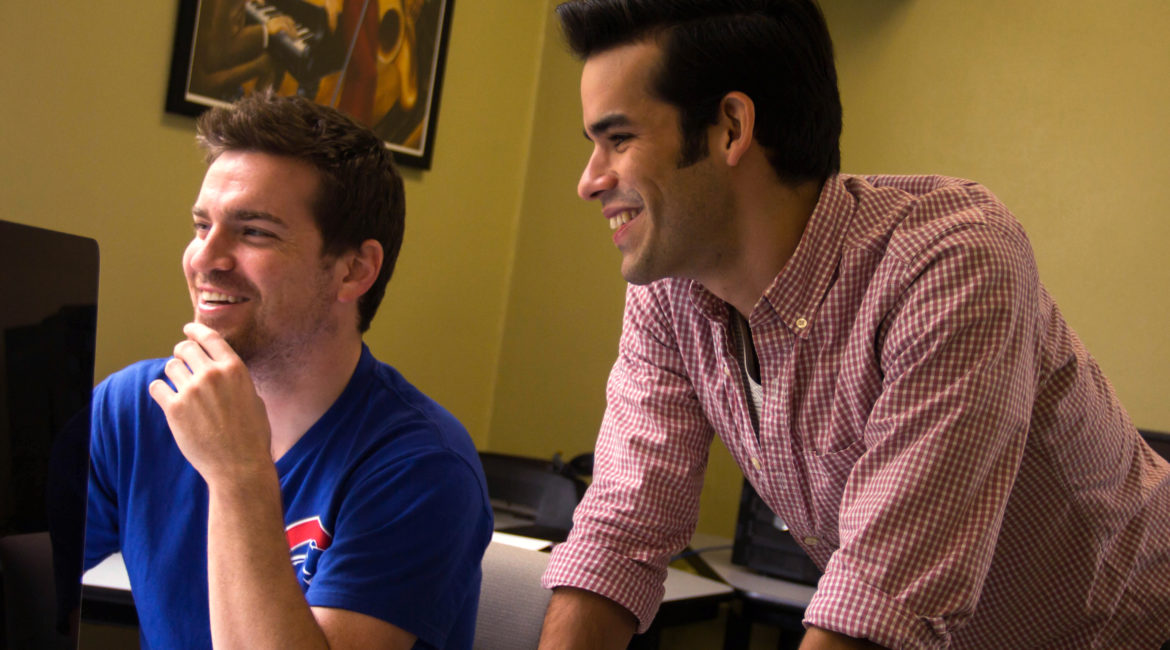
[{"x1": 165, "y1": 0, "x2": 455, "y2": 169}]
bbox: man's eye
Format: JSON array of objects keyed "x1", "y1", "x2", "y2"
[
  {"x1": 609, "y1": 134, "x2": 632, "y2": 148},
  {"x1": 193, "y1": 222, "x2": 210, "y2": 235},
  {"x1": 243, "y1": 228, "x2": 275, "y2": 239}
]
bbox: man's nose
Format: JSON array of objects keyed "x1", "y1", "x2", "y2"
[
  {"x1": 578, "y1": 149, "x2": 617, "y2": 201},
  {"x1": 187, "y1": 227, "x2": 235, "y2": 273}
]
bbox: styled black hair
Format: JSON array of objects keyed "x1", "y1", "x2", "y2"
[{"x1": 557, "y1": 0, "x2": 842, "y2": 183}]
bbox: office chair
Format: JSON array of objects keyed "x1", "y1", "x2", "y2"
[
  {"x1": 474, "y1": 540, "x2": 552, "y2": 650},
  {"x1": 1140, "y1": 429, "x2": 1170, "y2": 462},
  {"x1": 0, "y1": 532, "x2": 74, "y2": 649},
  {"x1": 478, "y1": 452, "x2": 589, "y2": 541}
]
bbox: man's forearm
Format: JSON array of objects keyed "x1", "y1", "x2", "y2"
[
  {"x1": 800, "y1": 626, "x2": 885, "y2": 649},
  {"x1": 538, "y1": 587, "x2": 638, "y2": 650},
  {"x1": 206, "y1": 467, "x2": 328, "y2": 650}
]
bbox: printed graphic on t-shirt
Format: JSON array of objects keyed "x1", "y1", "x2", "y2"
[{"x1": 286, "y1": 516, "x2": 333, "y2": 583}]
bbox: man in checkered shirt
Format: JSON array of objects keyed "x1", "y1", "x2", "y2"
[{"x1": 537, "y1": 1, "x2": 1170, "y2": 648}]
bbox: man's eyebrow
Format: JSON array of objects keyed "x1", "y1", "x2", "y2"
[
  {"x1": 190, "y1": 206, "x2": 287, "y2": 228},
  {"x1": 584, "y1": 114, "x2": 633, "y2": 141}
]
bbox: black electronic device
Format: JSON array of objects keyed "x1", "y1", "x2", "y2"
[
  {"x1": 731, "y1": 480, "x2": 822, "y2": 586},
  {"x1": 0, "y1": 219, "x2": 100, "y2": 648},
  {"x1": 1140, "y1": 429, "x2": 1170, "y2": 462}
]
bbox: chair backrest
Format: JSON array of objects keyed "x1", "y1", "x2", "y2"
[
  {"x1": 1140, "y1": 429, "x2": 1170, "y2": 462},
  {"x1": 478, "y1": 452, "x2": 586, "y2": 535},
  {"x1": 474, "y1": 541, "x2": 552, "y2": 650},
  {"x1": 0, "y1": 532, "x2": 75, "y2": 649}
]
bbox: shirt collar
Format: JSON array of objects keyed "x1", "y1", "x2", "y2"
[{"x1": 686, "y1": 174, "x2": 857, "y2": 336}]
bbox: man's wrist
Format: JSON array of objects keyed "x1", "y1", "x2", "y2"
[
  {"x1": 204, "y1": 460, "x2": 279, "y2": 501},
  {"x1": 801, "y1": 626, "x2": 884, "y2": 649},
  {"x1": 539, "y1": 587, "x2": 637, "y2": 650}
]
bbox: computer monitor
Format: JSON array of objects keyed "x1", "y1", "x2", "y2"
[{"x1": 0, "y1": 219, "x2": 99, "y2": 648}]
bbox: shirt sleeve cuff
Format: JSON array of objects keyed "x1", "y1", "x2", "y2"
[
  {"x1": 803, "y1": 569, "x2": 951, "y2": 649},
  {"x1": 541, "y1": 539, "x2": 667, "y2": 634}
]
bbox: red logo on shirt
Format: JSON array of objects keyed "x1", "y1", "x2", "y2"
[
  {"x1": 286, "y1": 516, "x2": 333, "y2": 583},
  {"x1": 286, "y1": 516, "x2": 333, "y2": 552}
]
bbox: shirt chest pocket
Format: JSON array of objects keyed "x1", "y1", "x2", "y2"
[{"x1": 801, "y1": 437, "x2": 866, "y2": 533}]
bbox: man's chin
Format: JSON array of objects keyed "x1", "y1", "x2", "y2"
[
  {"x1": 620, "y1": 260, "x2": 659, "y2": 286},
  {"x1": 194, "y1": 318, "x2": 249, "y2": 356},
  {"x1": 193, "y1": 317, "x2": 229, "y2": 339}
]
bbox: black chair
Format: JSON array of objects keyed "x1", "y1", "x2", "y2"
[
  {"x1": 478, "y1": 452, "x2": 590, "y2": 542},
  {"x1": 1140, "y1": 429, "x2": 1170, "y2": 462}
]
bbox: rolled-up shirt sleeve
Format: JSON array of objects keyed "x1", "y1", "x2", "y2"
[
  {"x1": 542, "y1": 284, "x2": 716, "y2": 631},
  {"x1": 804, "y1": 221, "x2": 1040, "y2": 648}
]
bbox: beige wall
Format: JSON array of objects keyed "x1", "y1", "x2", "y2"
[{"x1": 3, "y1": 1, "x2": 1168, "y2": 540}]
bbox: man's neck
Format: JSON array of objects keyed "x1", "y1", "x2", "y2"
[
  {"x1": 700, "y1": 176, "x2": 823, "y2": 318},
  {"x1": 250, "y1": 335, "x2": 364, "y2": 461}
]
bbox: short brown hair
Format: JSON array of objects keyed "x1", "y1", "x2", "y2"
[{"x1": 196, "y1": 91, "x2": 405, "y2": 333}]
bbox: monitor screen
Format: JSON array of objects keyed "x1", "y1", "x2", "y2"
[{"x1": 0, "y1": 219, "x2": 99, "y2": 649}]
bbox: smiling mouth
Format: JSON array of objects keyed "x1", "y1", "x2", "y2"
[
  {"x1": 199, "y1": 291, "x2": 248, "y2": 305},
  {"x1": 608, "y1": 209, "x2": 639, "y2": 230}
]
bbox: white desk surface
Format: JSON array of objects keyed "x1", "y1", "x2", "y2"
[
  {"x1": 689, "y1": 532, "x2": 816, "y2": 609},
  {"x1": 82, "y1": 532, "x2": 733, "y2": 603},
  {"x1": 82, "y1": 553, "x2": 130, "y2": 591}
]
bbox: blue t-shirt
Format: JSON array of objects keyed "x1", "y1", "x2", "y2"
[{"x1": 85, "y1": 345, "x2": 493, "y2": 649}]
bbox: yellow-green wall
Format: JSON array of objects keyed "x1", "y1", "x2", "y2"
[{"x1": 3, "y1": 1, "x2": 1168, "y2": 541}]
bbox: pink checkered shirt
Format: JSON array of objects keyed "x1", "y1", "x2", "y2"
[{"x1": 542, "y1": 174, "x2": 1170, "y2": 648}]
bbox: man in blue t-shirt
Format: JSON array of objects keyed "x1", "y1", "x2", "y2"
[{"x1": 84, "y1": 92, "x2": 493, "y2": 649}]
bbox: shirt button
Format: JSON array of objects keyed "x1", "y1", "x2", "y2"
[
  {"x1": 723, "y1": 365, "x2": 731, "y2": 377},
  {"x1": 750, "y1": 457, "x2": 762, "y2": 470},
  {"x1": 803, "y1": 536, "x2": 820, "y2": 547},
  {"x1": 795, "y1": 317, "x2": 808, "y2": 330}
]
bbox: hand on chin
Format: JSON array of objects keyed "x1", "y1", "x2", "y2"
[{"x1": 148, "y1": 322, "x2": 272, "y2": 483}]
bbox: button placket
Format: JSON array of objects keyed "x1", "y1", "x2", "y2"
[{"x1": 715, "y1": 320, "x2": 759, "y2": 469}]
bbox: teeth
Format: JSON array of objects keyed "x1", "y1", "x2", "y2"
[
  {"x1": 607, "y1": 209, "x2": 637, "y2": 230},
  {"x1": 201, "y1": 291, "x2": 244, "y2": 304}
]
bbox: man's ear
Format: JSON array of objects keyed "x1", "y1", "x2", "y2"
[
  {"x1": 717, "y1": 91, "x2": 756, "y2": 167},
  {"x1": 336, "y1": 239, "x2": 384, "y2": 304}
]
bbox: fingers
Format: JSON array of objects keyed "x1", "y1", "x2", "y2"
[
  {"x1": 171, "y1": 340, "x2": 208, "y2": 377},
  {"x1": 162, "y1": 356, "x2": 193, "y2": 387},
  {"x1": 148, "y1": 378, "x2": 175, "y2": 409},
  {"x1": 181, "y1": 323, "x2": 239, "y2": 362},
  {"x1": 165, "y1": 323, "x2": 242, "y2": 386}
]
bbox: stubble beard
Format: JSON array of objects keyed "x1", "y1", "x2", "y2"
[{"x1": 194, "y1": 269, "x2": 339, "y2": 384}]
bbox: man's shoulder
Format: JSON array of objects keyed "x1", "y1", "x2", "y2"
[
  {"x1": 364, "y1": 358, "x2": 466, "y2": 431},
  {"x1": 101, "y1": 357, "x2": 169, "y2": 383},
  {"x1": 345, "y1": 354, "x2": 480, "y2": 467},
  {"x1": 94, "y1": 357, "x2": 169, "y2": 405},
  {"x1": 312, "y1": 356, "x2": 491, "y2": 524},
  {"x1": 841, "y1": 173, "x2": 1028, "y2": 264}
]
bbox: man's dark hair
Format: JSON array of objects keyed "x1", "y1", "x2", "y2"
[
  {"x1": 557, "y1": 0, "x2": 842, "y2": 184},
  {"x1": 195, "y1": 91, "x2": 404, "y2": 333}
]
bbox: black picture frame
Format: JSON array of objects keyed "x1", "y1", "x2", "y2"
[{"x1": 165, "y1": 0, "x2": 455, "y2": 169}]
